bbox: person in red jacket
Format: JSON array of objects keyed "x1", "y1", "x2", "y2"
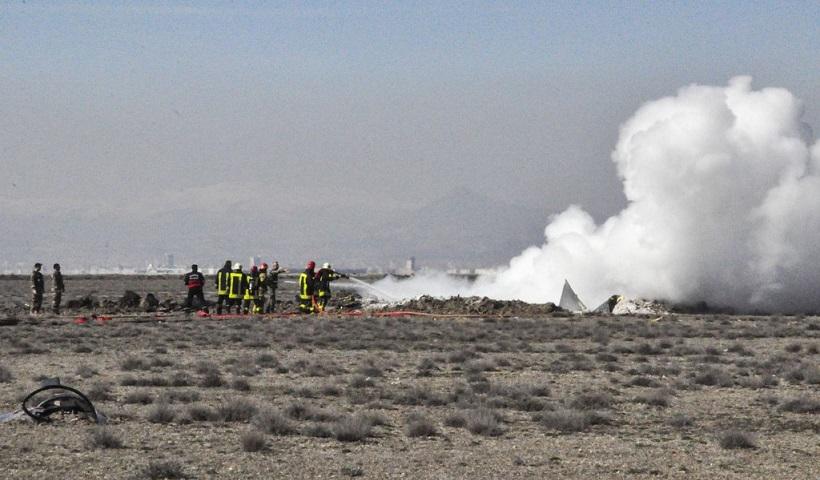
[{"x1": 183, "y1": 264, "x2": 206, "y2": 310}]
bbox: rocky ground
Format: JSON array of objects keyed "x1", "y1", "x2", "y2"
[{"x1": 0, "y1": 276, "x2": 818, "y2": 479}]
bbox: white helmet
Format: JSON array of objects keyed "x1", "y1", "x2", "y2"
[
  {"x1": 233, "y1": 263, "x2": 242, "y2": 270},
  {"x1": 322, "y1": 262, "x2": 331, "y2": 269}
]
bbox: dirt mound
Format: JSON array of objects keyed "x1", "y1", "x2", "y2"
[
  {"x1": 118, "y1": 291, "x2": 141, "y2": 308},
  {"x1": 66, "y1": 295, "x2": 99, "y2": 310},
  {"x1": 389, "y1": 295, "x2": 560, "y2": 316},
  {"x1": 140, "y1": 293, "x2": 160, "y2": 312}
]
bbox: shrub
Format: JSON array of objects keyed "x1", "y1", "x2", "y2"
[
  {"x1": 0, "y1": 365, "x2": 12, "y2": 383},
  {"x1": 200, "y1": 371, "x2": 225, "y2": 388},
  {"x1": 194, "y1": 361, "x2": 220, "y2": 375},
  {"x1": 784, "y1": 343, "x2": 802, "y2": 353},
  {"x1": 332, "y1": 414, "x2": 372, "y2": 442},
  {"x1": 159, "y1": 390, "x2": 200, "y2": 404},
  {"x1": 718, "y1": 430, "x2": 757, "y2": 449},
  {"x1": 349, "y1": 375, "x2": 375, "y2": 389},
  {"x1": 185, "y1": 404, "x2": 217, "y2": 422},
  {"x1": 170, "y1": 372, "x2": 192, "y2": 387},
  {"x1": 240, "y1": 430, "x2": 267, "y2": 452},
  {"x1": 141, "y1": 461, "x2": 186, "y2": 480},
  {"x1": 231, "y1": 378, "x2": 251, "y2": 392},
  {"x1": 255, "y1": 353, "x2": 279, "y2": 368},
  {"x1": 253, "y1": 410, "x2": 296, "y2": 435},
  {"x1": 76, "y1": 365, "x2": 97, "y2": 379},
  {"x1": 779, "y1": 396, "x2": 820, "y2": 414},
  {"x1": 86, "y1": 382, "x2": 114, "y2": 401},
  {"x1": 633, "y1": 390, "x2": 670, "y2": 407},
  {"x1": 693, "y1": 368, "x2": 733, "y2": 387},
  {"x1": 666, "y1": 413, "x2": 694, "y2": 428},
  {"x1": 405, "y1": 413, "x2": 438, "y2": 437},
  {"x1": 536, "y1": 408, "x2": 609, "y2": 433},
  {"x1": 628, "y1": 376, "x2": 661, "y2": 388},
  {"x1": 465, "y1": 408, "x2": 504, "y2": 437},
  {"x1": 569, "y1": 392, "x2": 614, "y2": 410},
  {"x1": 88, "y1": 427, "x2": 123, "y2": 449},
  {"x1": 121, "y1": 356, "x2": 149, "y2": 371},
  {"x1": 146, "y1": 403, "x2": 175, "y2": 424},
  {"x1": 444, "y1": 412, "x2": 467, "y2": 428},
  {"x1": 217, "y1": 398, "x2": 257, "y2": 422},
  {"x1": 124, "y1": 391, "x2": 154, "y2": 405},
  {"x1": 304, "y1": 423, "x2": 333, "y2": 438}
]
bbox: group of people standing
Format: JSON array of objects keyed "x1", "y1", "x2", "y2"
[
  {"x1": 29, "y1": 263, "x2": 65, "y2": 314},
  {"x1": 207, "y1": 261, "x2": 289, "y2": 315},
  {"x1": 193, "y1": 259, "x2": 345, "y2": 315}
]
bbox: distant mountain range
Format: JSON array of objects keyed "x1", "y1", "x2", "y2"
[{"x1": 1, "y1": 188, "x2": 553, "y2": 270}]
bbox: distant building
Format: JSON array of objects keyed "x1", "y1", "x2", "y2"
[{"x1": 165, "y1": 253, "x2": 175, "y2": 268}]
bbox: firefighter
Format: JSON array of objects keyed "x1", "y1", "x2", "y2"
[
  {"x1": 297, "y1": 261, "x2": 317, "y2": 314},
  {"x1": 30, "y1": 263, "x2": 44, "y2": 314},
  {"x1": 227, "y1": 263, "x2": 245, "y2": 314},
  {"x1": 314, "y1": 262, "x2": 348, "y2": 312},
  {"x1": 264, "y1": 261, "x2": 288, "y2": 313},
  {"x1": 215, "y1": 260, "x2": 232, "y2": 314},
  {"x1": 243, "y1": 265, "x2": 259, "y2": 314},
  {"x1": 51, "y1": 263, "x2": 65, "y2": 315},
  {"x1": 183, "y1": 264, "x2": 206, "y2": 310}
]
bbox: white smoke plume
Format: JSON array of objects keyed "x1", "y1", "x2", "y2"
[{"x1": 374, "y1": 77, "x2": 820, "y2": 312}]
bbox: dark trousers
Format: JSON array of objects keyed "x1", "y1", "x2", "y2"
[
  {"x1": 265, "y1": 289, "x2": 277, "y2": 313},
  {"x1": 317, "y1": 294, "x2": 330, "y2": 312},
  {"x1": 185, "y1": 287, "x2": 205, "y2": 309},
  {"x1": 52, "y1": 290, "x2": 63, "y2": 314},
  {"x1": 216, "y1": 294, "x2": 228, "y2": 314},
  {"x1": 31, "y1": 292, "x2": 43, "y2": 314},
  {"x1": 227, "y1": 298, "x2": 242, "y2": 314}
]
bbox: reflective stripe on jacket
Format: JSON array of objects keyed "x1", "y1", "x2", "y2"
[{"x1": 228, "y1": 272, "x2": 244, "y2": 299}]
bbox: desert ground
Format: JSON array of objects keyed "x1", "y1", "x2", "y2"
[{"x1": 0, "y1": 275, "x2": 818, "y2": 479}]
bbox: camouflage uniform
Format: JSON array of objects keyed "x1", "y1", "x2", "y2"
[
  {"x1": 265, "y1": 267, "x2": 286, "y2": 313},
  {"x1": 51, "y1": 264, "x2": 65, "y2": 314},
  {"x1": 30, "y1": 264, "x2": 44, "y2": 314}
]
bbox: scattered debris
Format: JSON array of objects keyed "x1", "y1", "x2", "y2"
[
  {"x1": 387, "y1": 295, "x2": 558, "y2": 316},
  {"x1": 0, "y1": 378, "x2": 106, "y2": 424},
  {"x1": 118, "y1": 290, "x2": 141, "y2": 309},
  {"x1": 559, "y1": 280, "x2": 587, "y2": 312}
]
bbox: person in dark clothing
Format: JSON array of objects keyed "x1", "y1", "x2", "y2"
[
  {"x1": 314, "y1": 262, "x2": 348, "y2": 312},
  {"x1": 297, "y1": 261, "x2": 317, "y2": 314},
  {"x1": 183, "y1": 264, "x2": 206, "y2": 310},
  {"x1": 264, "y1": 261, "x2": 288, "y2": 313},
  {"x1": 215, "y1": 260, "x2": 232, "y2": 314},
  {"x1": 51, "y1": 263, "x2": 65, "y2": 314},
  {"x1": 30, "y1": 263, "x2": 44, "y2": 314}
]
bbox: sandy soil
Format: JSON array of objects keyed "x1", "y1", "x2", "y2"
[{"x1": 0, "y1": 276, "x2": 818, "y2": 479}]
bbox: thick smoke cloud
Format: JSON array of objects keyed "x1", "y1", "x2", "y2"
[{"x1": 374, "y1": 77, "x2": 820, "y2": 312}]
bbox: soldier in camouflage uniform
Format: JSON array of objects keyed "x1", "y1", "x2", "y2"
[
  {"x1": 30, "y1": 263, "x2": 44, "y2": 314},
  {"x1": 265, "y1": 261, "x2": 288, "y2": 313},
  {"x1": 51, "y1": 263, "x2": 65, "y2": 314}
]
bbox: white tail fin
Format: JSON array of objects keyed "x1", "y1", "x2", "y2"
[{"x1": 559, "y1": 279, "x2": 587, "y2": 312}]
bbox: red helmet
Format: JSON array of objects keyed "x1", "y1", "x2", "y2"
[
  {"x1": 251, "y1": 265, "x2": 258, "y2": 272},
  {"x1": 261, "y1": 263, "x2": 268, "y2": 270},
  {"x1": 306, "y1": 260, "x2": 315, "y2": 269}
]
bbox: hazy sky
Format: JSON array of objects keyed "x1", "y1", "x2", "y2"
[{"x1": 1, "y1": 1, "x2": 818, "y2": 267}]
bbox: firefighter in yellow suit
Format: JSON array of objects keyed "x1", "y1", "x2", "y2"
[
  {"x1": 227, "y1": 263, "x2": 245, "y2": 314},
  {"x1": 298, "y1": 260, "x2": 317, "y2": 314},
  {"x1": 243, "y1": 265, "x2": 259, "y2": 314}
]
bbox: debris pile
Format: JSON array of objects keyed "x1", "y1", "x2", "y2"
[
  {"x1": 66, "y1": 295, "x2": 99, "y2": 310},
  {"x1": 389, "y1": 295, "x2": 559, "y2": 316}
]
